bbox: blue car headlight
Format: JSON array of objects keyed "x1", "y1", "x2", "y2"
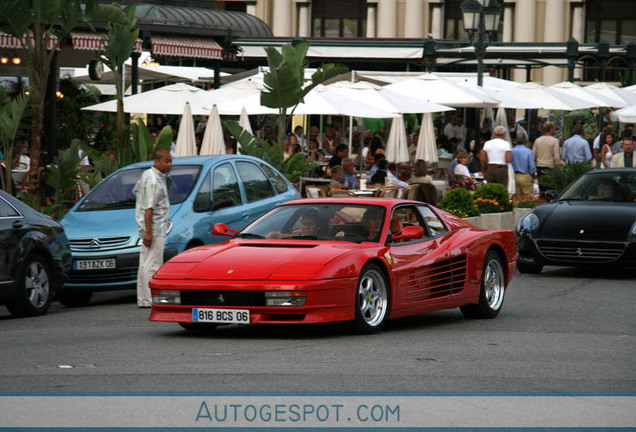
[{"x1": 517, "y1": 212, "x2": 539, "y2": 234}]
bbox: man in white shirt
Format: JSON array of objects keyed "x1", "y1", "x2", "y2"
[{"x1": 479, "y1": 125, "x2": 512, "y2": 186}]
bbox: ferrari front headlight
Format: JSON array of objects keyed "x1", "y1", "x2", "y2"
[
  {"x1": 152, "y1": 290, "x2": 181, "y2": 305},
  {"x1": 265, "y1": 291, "x2": 306, "y2": 307},
  {"x1": 518, "y1": 212, "x2": 539, "y2": 233}
]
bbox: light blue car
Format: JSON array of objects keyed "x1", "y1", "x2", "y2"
[{"x1": 59, "y1": 155, "x2": 299, "y2": 307}]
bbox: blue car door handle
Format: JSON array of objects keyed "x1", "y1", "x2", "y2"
[{"x1": 242, "y1": 212, "x2": 249, "y2": 220}]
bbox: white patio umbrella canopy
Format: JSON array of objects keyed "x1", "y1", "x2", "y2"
[
  {"x1": 207, "y1": 80, "x2": 278, "y2": 115},
  {"x1": 174, "y1": 102, "x2": 197, "y2": 157},
  {"x1": 82, "y1": 83, "x2": 213, "y2": 115},
  {"x1": 415, "y1": 113, "x2": 438, "y2": 163},
  {"x1": 383, "y1": 73, "x2": 500, "y2": 107},
  {"x1": 609, "y1": 105, "x2": 636, "y2": 123},
  {"x1": 199, "y1": 105, "x2": 225, "y2": 155},
  {"x1": 495, "y1": 82, "x2": 596, "y2": 111},
  {"x1": 385, "y1": 116, "x2": 409, "y2": 163},
  {"x1": 584, "y1": 82, "x2": 636, "y2": 107},
  {"x1": 327, "y1": 81, "x2": 454, "y2": 114},
  {"x1": 548, "y1": 81, "x2": 620, "y2": 107}
]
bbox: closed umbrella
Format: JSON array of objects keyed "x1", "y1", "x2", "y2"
[
  {"x1": 199, "y1": 105, "x2": 226, "y2": 155},
  {"x1": 385, "y1": 116, "x2": 410, "y2": 164},
  {"x1": 415, "y1": 113, "x2": 438, "y2": 163},
  {"x1": 235, "y1": 106, "x2": 252, "y2": 154},
  {"x1": 174, "y1": 102, "x2": 197, "y2": 157}
]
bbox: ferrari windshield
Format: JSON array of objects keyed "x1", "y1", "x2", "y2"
[
  {"x1": 559, "y1": 171, "x2": 636, "y2": 203},
  {"x1": 77, "y1": 165, "x2": 201, "y2": 211},
  {"x1": 239, "y1": 203, "x2": 386, "y2": 242}
]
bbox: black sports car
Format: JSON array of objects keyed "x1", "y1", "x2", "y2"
[
  {"x1": 516, "y1": 169, "x2": 636, "y2": 274},
  {"x1": 0, "y1": 190, "x2": 72, "y2": 317}
]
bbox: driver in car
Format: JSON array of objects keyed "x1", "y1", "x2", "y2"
[{"x1": 266, "y1": 208, "x2": 328, "y2": 239}]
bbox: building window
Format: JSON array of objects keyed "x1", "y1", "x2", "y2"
[
  {"x1": 585, "y1": 0, "x2": 636, "y2": 43},
  {"x1": 312, "y1": 0, "x2": 366, "y2": 37}
]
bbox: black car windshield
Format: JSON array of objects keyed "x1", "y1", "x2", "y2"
[
  {"x1": 559, "y1": 171, "x2": 636, "y2": 203},
  {"x1": 239, "y1": 203, "x2": 386, "y2": 243},
  {"x1": 77, "y1": 165, "x2": 201, "y2": 211}
]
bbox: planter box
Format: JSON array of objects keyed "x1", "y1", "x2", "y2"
[
  {"x1": 462, "y1": 216, "x2": 481, "y2": 228},
  {"x1": 479, "y1": 211, "x2": 515, "y2": 231}
]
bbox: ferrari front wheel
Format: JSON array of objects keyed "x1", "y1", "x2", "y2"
[
  {"x1": 460, "y1": 251, "x2": 505, "y2": 319},
  {"x1": 353, "y1": 264, "x2": 389, "y2": 334}
]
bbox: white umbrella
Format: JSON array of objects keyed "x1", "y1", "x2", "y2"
[
  {"x1": 327, "y1": 80, "x2": 454, "y2": 114},
  {"x1": 82, "y1": 83, "x2": 213, "y2": 115},
  {"x1": 495, "y1": 82, "x2": 596, "y2": 111},
  {"x1": 199, "y1": 105, "x2": 226, "y2": 156},
  {"x1": 548, "y1": 81, "x2": 619, "y2": 107},
  {"x1": 385, "y1": 116, "x2": 409, "y2": 164},
  {"x1": 238, "y1": 106, "x2": 253, "y2": 135},
  {"x1": 609, "y1": 105, "x2": 636, "y2": 123},
  {"x1": 174, "y1": 102, "x2": 197, "y2": 157},
  {"x1": 294, "y1": 85, "x2": 400, "y2": 117},
  {"x1": 584, "y1": 82, "x2": 636, "y2": 108},
  {"x1": 207, "y1": 80, "x2": 279, "y2": 115},
  {"x1": 415, "y1": 113, "x2": 438, "y2": 163},
  {"x1": 383, "y1": 73, "x2": 500, "y2": 107}
]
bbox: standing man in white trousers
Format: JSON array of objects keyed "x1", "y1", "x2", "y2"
[{"x1": 134, "y1": 149, "x2": 172, "y2": 308}]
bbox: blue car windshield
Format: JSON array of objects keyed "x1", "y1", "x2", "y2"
[{"x1": 77, "y1": 165, "x2": 201, "y2": 211}]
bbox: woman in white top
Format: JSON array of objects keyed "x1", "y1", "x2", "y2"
[
  {"x1": 453, "y1": 151, "x2": 475, "y2": 188},
  {"x1": 600, "y1": 132, "x2": 614, "y2": 169}
]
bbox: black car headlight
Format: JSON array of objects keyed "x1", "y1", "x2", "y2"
[
  {"x1": 517, "y1": 212, "x2": 539, "y2": 234},
  {"x1": 630, "y1": 221, "x2": 636, "y2": 238}
]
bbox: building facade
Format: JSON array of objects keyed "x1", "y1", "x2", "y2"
[{"x1": 216, "y1": 0, "x2": 636, "y2": 84}]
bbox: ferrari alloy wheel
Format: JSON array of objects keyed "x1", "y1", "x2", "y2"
[
  {"x1": 460, "y1": 251, "x2": 505, "y2": 319},
  {"x1": 354, "y1": 264, "x2": 389, "y2": 333},
  {"x1": 179, "y1": 322, "x2": 219, "y2": 332},
  {"x1": 6, "y1": 253, "x2": 53, "y2": 317}
]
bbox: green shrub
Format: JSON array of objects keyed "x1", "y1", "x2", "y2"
[
  {"x1": 473, "y1": 183, "x2": 512, "y2": 213},
  {"x1": 538, "y1": 162, "x2": 593, "y2": 193},
  {"x1": 440, "y1": 187, "x2": 479, "y2": 217}
]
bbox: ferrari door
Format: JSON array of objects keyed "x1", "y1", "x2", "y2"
[{"x1": 388, "y1": 204, "x2": 460, "y2": 313}]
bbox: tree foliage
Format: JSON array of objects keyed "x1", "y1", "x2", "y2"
[
  {"x1": 0, "y1": 87, "x2": 32, "y2": 194},
  {"x1": 260, "y1": 41, "x2": 348, "y2": 147}
]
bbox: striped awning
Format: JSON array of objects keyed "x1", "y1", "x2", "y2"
[
  {"x1": 0, "y1": 32, "x2": 58, "y2": 50},
  {"x1": 151, "y1": 35, "x2": 223, "y2": 60},
  {"x1": 71, "y1": 31, "x2": 142, "y2": 53}
]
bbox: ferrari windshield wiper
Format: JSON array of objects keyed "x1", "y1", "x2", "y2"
[{"x1": 237, "y1": 233, "x2": 264, "y2": 239}]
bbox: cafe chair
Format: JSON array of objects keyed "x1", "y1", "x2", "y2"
[
  {"x1": 375, "y1": 186, "x2": 399, "y2": 198},
  {"x1": 305, "y1": 185, "x2": 327, "y2": 198}
]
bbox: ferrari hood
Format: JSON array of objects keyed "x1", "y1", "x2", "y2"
[
  {"x1": 536, "y1": 201, "x2": 636, "y2": 241},
  {"x1": 155, "y1": 241, "x2": 356, "y2": 281}
]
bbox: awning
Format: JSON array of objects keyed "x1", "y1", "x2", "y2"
[
  {"x1": 151, "y1": 35, "x2": 223, "y2": 60},
  {"x1": 71, "y1": 31, "x2": 142, "y2": 53},
  {"x1": 0, "y1": 32, "x2": 58, "y2": 50}
]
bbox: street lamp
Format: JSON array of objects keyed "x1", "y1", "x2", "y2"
[{"x1": 461, "y1": 0, "x2": 502, "y2": 87}]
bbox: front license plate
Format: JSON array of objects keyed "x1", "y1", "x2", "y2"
[
  {"x1": 192, "y1": 308, "x2": 250, "y2": 324},
  {"x1": 73, "y1": 259, "x2": 116, "y2": 271}
]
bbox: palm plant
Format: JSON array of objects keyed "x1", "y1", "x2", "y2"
[
  {"x1": 0, "y1": 87, "x2": 31, "y2": 195},
  {"x1": 539, "y1": 162, "x2": 593, "y2": 193}
]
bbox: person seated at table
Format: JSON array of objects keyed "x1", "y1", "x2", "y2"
[
  {"x1": 371, "y1": 159, "x2": 409, "y2": 192},
  {"x1": 329, "y1": 143, "x2": 349, "y2": 168},
  {"x1": 409, "y1": 159, "x2": 433, "y2": 186},
  {"x1": 341, "y1": 158, "x2": 359, "y2": 189},
  {"x1": 266, "y1": 208, "x2": 329, "y2": 239},
  {"x1": 13, "y1": 141, "x2": 30, "y2": 171},
  {"x1": 329, "y1": 165, "x2": 346, "y2": 190},
  {"x1": 452, "y1": 151, "x2": 476, "y2": 189}
]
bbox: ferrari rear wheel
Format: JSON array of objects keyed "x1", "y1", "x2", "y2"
[
  {"x1": 353, "y1": 264, "x2": 389, "y2": 334},
  {"x1": 460, "y1": 251, "x2": 505, "y2": 319},
  {"x1": 517, "y1": 262, "x2": 543, "y2": 274},
  {"x1": 179, "y1": 322, "x2": 219, "y2": 332}
]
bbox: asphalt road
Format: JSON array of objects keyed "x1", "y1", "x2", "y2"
[{"x1": 0, "y1": 266, "x2": 634, "y2": 393}]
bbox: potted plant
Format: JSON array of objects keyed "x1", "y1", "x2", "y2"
[
  {"x1": 440, "y1": 187, "x2": 479, "y2": 224},
  {"x1": 473, "y1": 183, "x2": 514, "y2": 230}
]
